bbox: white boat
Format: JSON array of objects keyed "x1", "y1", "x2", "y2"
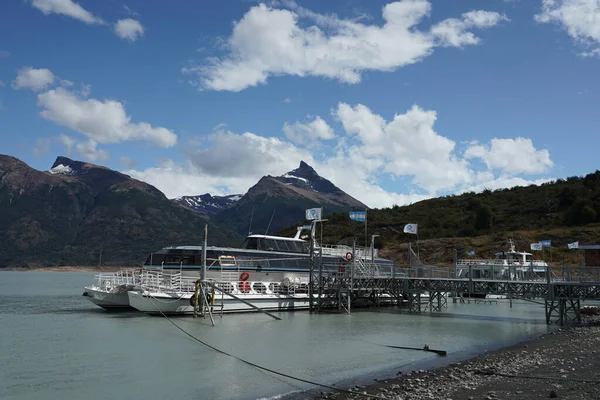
[
  {"x1": 83, "y1": 221, "x2": 392, "y2": 310},
  {"x1": 82, "y1": 269, "x2": 141, "y2": 310},
  {"x1": 455, "y1": 238, "x2": 549, "y2": 281},
  {"x1": 127, "y1": 274, "x2": 312, "y2": 315}
]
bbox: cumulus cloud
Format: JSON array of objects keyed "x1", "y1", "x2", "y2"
[
  {"x1": 183, "y1": 1, "x2": 508, "y2": 91},
  {"x1": 126, "y1": 103, "x2": 553, "y2": 208},
  {"x1": 283, "y1": 116, "x2": 335, "y2": 144},
  {"x1": 31, "y1": 0, "x2": 104, "y2": 24},
  {"x1": 56, "y1": 133, "x2": 76, "y2": 153},
  {"x1": 432, "y1": 11, "x2": 509, "y2": 47},
  {"x1": 13, "y1": 67, "x2": 55, "y2": 91},
  {"x1": 114, "y1": 18, "x2": 144, "y2": 41},
  {"x1": 535, "y1": 0, "x2": 600, "y2": 55},
  {"x1": 75, "y1": 139, "x2": 109, "y2": 162},
  {"x1": 464, "y1": 138, "x2": 553, "y2": 175},
  {"x1": 36, "y1": 86, "x2": 177, "y2": 147},
  {"x1": 336, "y1": 103, "x2": 473, "y2": 193},
  {"x1": 187, "y1": 129, "x2": 313, "y2": 178}
]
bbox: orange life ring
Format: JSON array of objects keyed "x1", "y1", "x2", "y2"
[
  {"x1": 345, "y1": 252, "x2": 353, "y2": 261},
  {"x1": 240, "y1": 271, "x2": 250, "y2": 281},
  {"x1": 239, "y1": 281, "x2": 250, "y2": 292}
]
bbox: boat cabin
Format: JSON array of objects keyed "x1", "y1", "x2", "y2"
[{"x1": 240, "y1": 234, "x2": 310, "y2": 253}]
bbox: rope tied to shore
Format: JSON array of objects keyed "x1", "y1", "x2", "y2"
[{"x1": 146, "y1": 296, "x2": 390, "y2": 399}]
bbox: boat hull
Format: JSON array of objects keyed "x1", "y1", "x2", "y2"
[
  {"x1": 83, "y1": 285, "x2": 136, "y2": 310},
  {"x1": 127, "y1": 290, "x2": 310, "y2": 315}
]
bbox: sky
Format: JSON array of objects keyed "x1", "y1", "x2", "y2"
[{"x1": 0, "y1": 0, "x2": 599, "y2": 209}]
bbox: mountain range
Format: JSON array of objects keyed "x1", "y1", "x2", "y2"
[{"x1": 0, "y1": 155, "x2": 366, "y2": 267}]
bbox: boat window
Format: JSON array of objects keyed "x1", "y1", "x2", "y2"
[
  {"x1": 287, "y1": 241, "x2": 300, "y2": 252},
  {"x1": 525, "y1": 254, "x2": 533, "y2": 262},
  {"x1": 182, "y1": 255, "x2": 195, "y2": 265},
  {"x1": 256, "y1": 239, "x2": 267, "y2": 250},
  {"x1": 245, "y1": 237, "x2": 259, "y2": 249},
  {"x1": 276, "y1": 240, "x2": 290, "y2": 251},
  {"x1": 165, "y1": 255, "x2": 182, "y2": 264},
  {"x1": 264, "y1": 239, "x2": 279, "y2": 251}
]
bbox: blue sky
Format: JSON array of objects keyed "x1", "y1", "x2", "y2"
[{"x1": 0, "y1": 0, "x2": 598, "y2": 208}]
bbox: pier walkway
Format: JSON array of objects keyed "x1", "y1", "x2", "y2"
[{"x1": 308, "y1": 259, "x2": 600, "y2": 325}]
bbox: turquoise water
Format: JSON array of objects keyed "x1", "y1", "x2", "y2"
[{"x1": 0, "y1": 272, "x2": 553, "y2": 400}]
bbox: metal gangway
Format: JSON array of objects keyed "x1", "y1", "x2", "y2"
[{"x1": 308, "y1": 244, "x2": 600, "y2": 325}]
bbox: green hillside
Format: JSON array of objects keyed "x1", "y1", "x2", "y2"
[{"x1": 277, "y1": 170, "x2": 600, "y2": 266}]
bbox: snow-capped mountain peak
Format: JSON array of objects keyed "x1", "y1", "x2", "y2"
[{"x1": 172, "y1": 193, "x2": 242, "y2": 217}]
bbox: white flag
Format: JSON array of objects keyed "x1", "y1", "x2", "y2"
[
  {"x1": 568, "y1": 241, "x2": 579, "y2": 249},
  {"x1": 530, "y1": 243, "x2": 542, "y2": 251},
  {"x1": 305, "y1": 207, "x2": 322, "y2": 221},
  {"x1": 403, "y1": 223, "x2": 418, "y2": 235}
]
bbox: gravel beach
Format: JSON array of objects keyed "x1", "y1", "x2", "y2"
[{"x1": 321, "y1": 307, "x2": 600, "y2": 400}]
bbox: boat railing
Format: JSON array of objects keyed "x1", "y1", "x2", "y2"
[
  {"x1": 456, "y1": 259, "x2": 547, "y2": 266},
  {"x1": 318, "y1": 244, "x2": 377, "y2": 259},
  {"x1": 94, "y1": 269, "x2": 140, "y2": 287},
  {"x1": 139, "y1": 268, "x2": 198, "y2": 293}
]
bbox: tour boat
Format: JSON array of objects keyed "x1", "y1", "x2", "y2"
[{"x1": 83, "y1": 222, "x2": 393, "y2": 311}]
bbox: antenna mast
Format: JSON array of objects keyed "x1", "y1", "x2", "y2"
[
  {"x1": 265, "y1": 209, "x2": 276, "y2": 235},
  {"x1": 248, "y1": 205, "x2": 255, "y2": 235}
]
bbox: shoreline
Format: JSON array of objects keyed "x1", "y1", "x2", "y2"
[
  {"x1": 314, "y1": 310, "x2": 600, "y2": 400},
  {"x1": 0, "y1": 266, "x2": 138, "y2": 272}
]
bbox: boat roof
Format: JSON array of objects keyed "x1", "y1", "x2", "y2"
[
  {"x1": 495, "y1": 250, "x2": 533, "y2": 256},
  {"x1": 246, "y1": 234, "x2": 306, "y2": 242}
]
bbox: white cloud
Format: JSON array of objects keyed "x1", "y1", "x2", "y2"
[
  {"x1": 126, "y1": 103, "x2": 553, "y2": 208},
  {"x1": 119, "y1": 155, "x2": 138, "y2": 168},
  {"x1": 114, "y1": 18, "x2": 144, "y2": 41},
  {"x1": 535, "y1": 0, "x2": 600, "y2": 54},
  {"x1": 31, "y1": 0, "x2": 104, "y2": 25},
  {"x1": 36, "y1": 86, "x2": 177, "y2": 147},
  {"x1": 56, "y1": 133, "x2": 76, "y2": 153},
  {"x1": 0, "y1": 81, "x2": 5, "y2": 87},
  {"x1": 75, "y1": 139, "x2": 109, "y2": 162},
  {"x1": 458, "y1": 176, "x2": 554, "y2": 194},
  {"x1": 431, "y1": 11, "x2": 509, "y2": 47},
  {"x1": 33, "y1": 137, "x2": 52, "y2": 157},
  {"x1": 336, "y1": 103, "x2": 473, "y2": 193},
  {"x1": 283, "y1": 116, "x2": 335, "y2": 144},
  {"x1": 187, "y1": 129, "x2": 313, "y2": 178},
  {"x1": 183, "y1": 1, "x2": 507, "y2": 91},
  {"x1": 13, "y1": 67, "x2": 55, "y2": 91},
  {"x1": 464, "y1": 137, "x2": 553, "y2": 175},
  {"x1": 283, "y1": 98, "x2": 292, "y2": 103}
]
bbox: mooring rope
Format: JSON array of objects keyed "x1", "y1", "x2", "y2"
[{"x1": 146, "y1": 296, "x2": 388, "y2": 399}]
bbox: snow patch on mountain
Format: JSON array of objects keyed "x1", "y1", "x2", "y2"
[
  {"x1": 281, "y1": 173, "x2": 309, "y2": 184},
  {"x1": 49, "y1": 164, "x2": 74, "y2": 175}
]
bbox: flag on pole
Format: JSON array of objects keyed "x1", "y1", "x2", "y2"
[
  {"x1": 305, "y1": 208, "x2": 322, "y2": 221},
  {"x1": 539, "y1": 239, "x2": 551, "y2": 248},
  {"x1": 349, "y1": 211, "x2": 366, "y2": 222},
  {"x1": 403, "y1": 223, "x2": 418, "y2": 235},
  {"x1": 530, "y1": 243, "x2": 542, "y2": 251},
  {"x1": 568, "y1": 241, "x2": 579, "y2": 249},
  {"x1": 467, "y1": 250, "x2": 475, "y2": 257}
]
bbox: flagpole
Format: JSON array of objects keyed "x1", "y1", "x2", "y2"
[
  {"x1": 364, "y1": 208, "x2": 368, "y2": 260},
  {"x1": 416, "y1": 221, "x2": 420, "y2": 259}
]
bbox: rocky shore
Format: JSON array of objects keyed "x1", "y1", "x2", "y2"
[{"x1": 322, "y1": 307, "x2": 600, "y2": 400}]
